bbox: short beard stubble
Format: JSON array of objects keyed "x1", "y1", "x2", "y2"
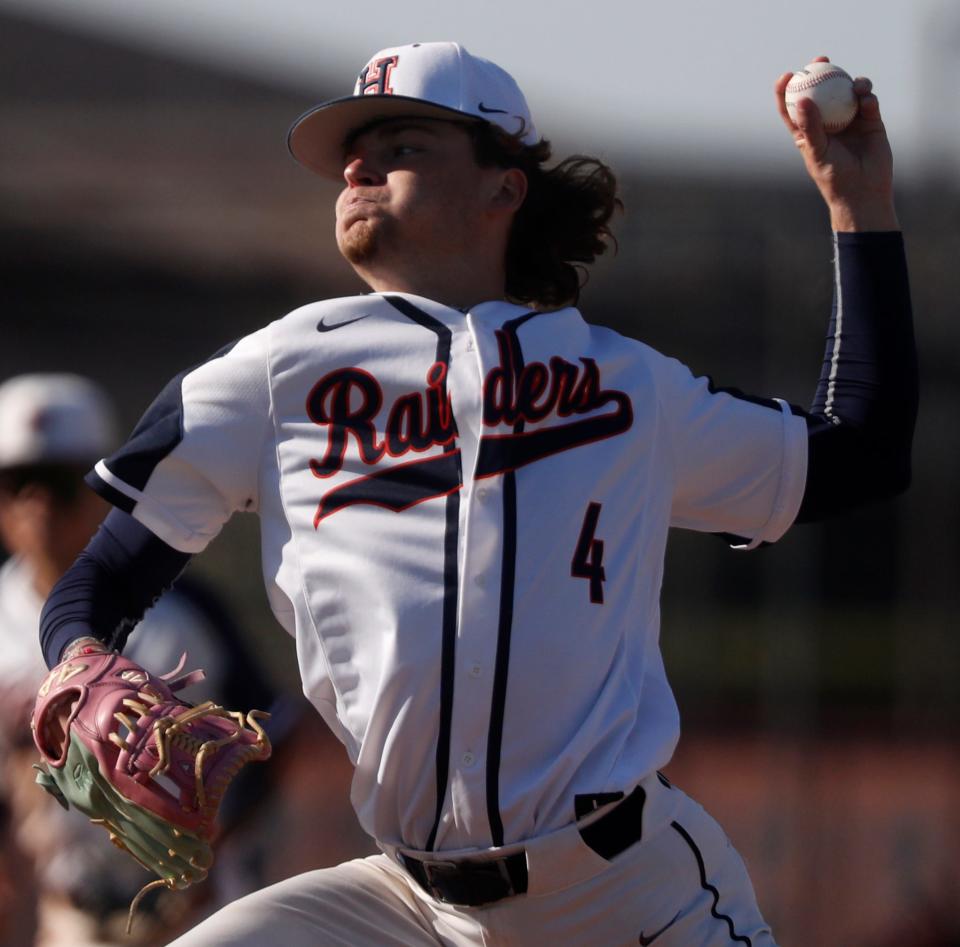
[{"x1": 338, "y1": 218, "x2": 380, "y2": 266}]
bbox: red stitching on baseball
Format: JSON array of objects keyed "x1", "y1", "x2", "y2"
[{"x1": 788, "y1": 69, "x2": 849, "y2": 93}]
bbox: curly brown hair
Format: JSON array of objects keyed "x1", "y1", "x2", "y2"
[{"x1": 467, "y1": 123, "x2": 622, "y2": 309}]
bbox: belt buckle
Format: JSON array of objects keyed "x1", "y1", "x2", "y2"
[
  {"x1": 422, "y1": 860, "x2": 460, "y2": 888},
  {"x1": 421, "y1": 859, "x2": 467, "y2": 903},
  {"x1": 421, "y1": 856, "x2": 516, "y2": 905}
]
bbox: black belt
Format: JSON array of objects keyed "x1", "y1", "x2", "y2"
[
  {"x1": 400, "y1": 783, "x2": 647, "y2": 906},
  {"x1": 401, "y1": 850, "x2": 528, "y2": 906}
]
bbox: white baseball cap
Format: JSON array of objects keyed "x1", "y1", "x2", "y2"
[
  {"x1": 288, "y1": 41, "x2": 538, "y2": 180},
  {"x1": 0, "y1": 374, "x2": 117, "y2": 468}
]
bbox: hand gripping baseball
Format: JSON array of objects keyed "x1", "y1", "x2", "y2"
[
  {"x1": 776, "y1": 56, "x2": 898, "y2": 232},
  {"x1": 30, "y1": 649, "x2": 271, "y2": 931}
]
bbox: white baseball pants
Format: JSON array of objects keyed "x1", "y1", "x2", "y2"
[{"x1": 167, "y1": 774, "x2": 776, "y2": 947}]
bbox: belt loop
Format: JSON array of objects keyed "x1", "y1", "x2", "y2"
[
  {"x1": 503, "y1": 850, "x2": 529, "y2": 895},
  {"x1": 400, "y1": 854, "x2": 431, "y2": 893}
]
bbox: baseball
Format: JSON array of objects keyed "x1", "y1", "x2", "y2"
[{"x1": 785, "y1": 61, "x2": 858, "y2": 133}]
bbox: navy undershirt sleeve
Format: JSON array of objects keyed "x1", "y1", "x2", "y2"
[
  {"x1": 39, "y1": 508, "x2": 192, "y2": 668},
  {"x1": 795, "y1": 231, "x2": 917, "y2": 521}
]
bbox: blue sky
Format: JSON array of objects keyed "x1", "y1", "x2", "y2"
[{"x1": 1, "y1": 0, "x2": 957, "y2": 178}]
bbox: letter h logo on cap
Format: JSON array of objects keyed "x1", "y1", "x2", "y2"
[{"x1": 357, "y1": 56, "x2": 399, "y2": 96}]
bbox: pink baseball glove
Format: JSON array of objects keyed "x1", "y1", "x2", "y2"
[{"x1": 31, "y1": 647, "x2": 271, "y2": 929}]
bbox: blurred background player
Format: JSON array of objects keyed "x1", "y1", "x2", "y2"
[{"x1": 0, "y1": 373, "x2": 367, "y2": 946}]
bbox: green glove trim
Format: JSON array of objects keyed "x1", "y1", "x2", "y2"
[{"x1": 41, "y1": 734, "x2": 213, "y2": 890}]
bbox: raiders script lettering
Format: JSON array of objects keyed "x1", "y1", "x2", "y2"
[{"x1": 307, "y1": 335, "x2": 633, "y2": 523}]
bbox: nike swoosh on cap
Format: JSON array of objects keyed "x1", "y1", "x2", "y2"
[
  {"x1": 477, "y1": 102, "x2": 509, "y2": 114},
  {"x1": 316, "y1": 314, "x2": 371, "y2": 332}
]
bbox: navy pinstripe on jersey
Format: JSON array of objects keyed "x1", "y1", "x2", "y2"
[{"x1": 384, "y1": 294, "x2": 463, "y2": 851}]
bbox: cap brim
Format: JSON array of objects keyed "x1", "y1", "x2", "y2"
[{"x1": 287, "y1": 95, "x2": 483, "y2": 180}]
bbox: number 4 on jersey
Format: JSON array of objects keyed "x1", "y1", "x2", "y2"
[{"x1": 571, "y1": 502, "x2": 606, "y2": 604}]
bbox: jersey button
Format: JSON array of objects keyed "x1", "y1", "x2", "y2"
[
  {"x1": 474, "y1": 574, "x2": 484, "y2": 587},
  {"x1": 469, "y1": 663, "x2": 482, "y2": 678},
  {"x1": 476, "y1": 487, "x2": 489, "y2": 501},
  {"x1": 461, "y1": 752, "x2": 475, "y2": 767}
]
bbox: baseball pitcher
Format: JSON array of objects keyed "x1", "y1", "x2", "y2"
[{"x1": 35, "y1": 43, "x2": 915, "y2": 946}]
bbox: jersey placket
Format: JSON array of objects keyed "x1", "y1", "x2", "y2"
[
  {"x1": 434, "y1": 311, "x2": 505, "y2": 849},
  {"x1": 440, "y1": 305, "x2": 545, "y2": 850}
]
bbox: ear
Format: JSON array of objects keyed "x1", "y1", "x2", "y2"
[{"x1": 489, "y1": 167, "x2": 528, "y2": 214}]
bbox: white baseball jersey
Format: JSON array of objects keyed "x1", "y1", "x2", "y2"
[{"x1": 88, "y1": 293, "x2": 807, "y2": 853}]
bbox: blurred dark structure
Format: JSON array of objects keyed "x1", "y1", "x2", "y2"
[{"x1": 1, "y1": 11, "x2": 957, "y2": 945}]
